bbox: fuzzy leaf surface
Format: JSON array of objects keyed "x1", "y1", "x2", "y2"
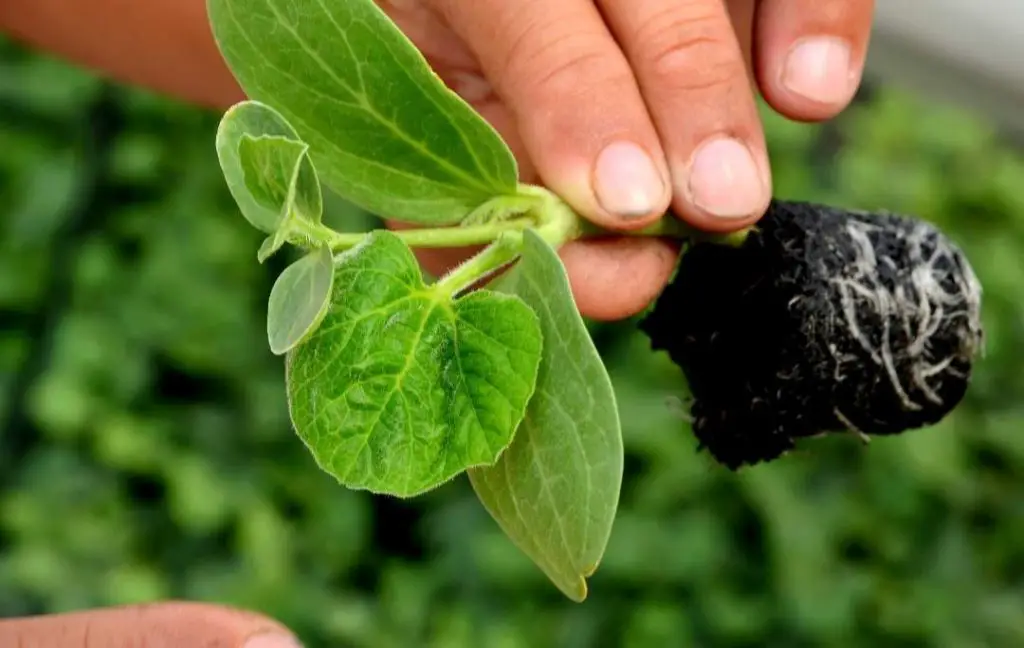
[
  {"x1": 267, "y1": 246, "x2": 334, "y2": 355},
  {"x1": 285, "y1": 231, "x2": 542, "y2": 497},
  {"x1": 468, "y1": 230, "x2": 623, "y2": 602},
  {"x1": 216, "y1": 100, "x2": 322, "y2": 233},
  {"x1": 207, "y1": 0, "x2": 518, "y2": 224}
]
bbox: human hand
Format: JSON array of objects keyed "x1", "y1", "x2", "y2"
[
  {"x1": 0, "y1": 602, "x2": 302, "y2": 647},
  {"x1": 380, "y1": 0, "x2": 874, "y2": 320},
  {"x1": 0, "y1": 0, "x2": 874, "y2": 319}
]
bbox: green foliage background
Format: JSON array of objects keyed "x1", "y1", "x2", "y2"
[{"x1": 3, "y1": 36, "x2": 1024, "y2": 647}]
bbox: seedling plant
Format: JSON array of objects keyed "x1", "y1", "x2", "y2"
[{"x1": 206, "y1": 0, "x2": 985, "y2": 601}]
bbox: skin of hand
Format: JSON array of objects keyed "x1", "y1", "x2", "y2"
[
  {"x1": 0, "y1": 602, "x2": 302, "y2": 647},
  {"x1": 0, "y1": 0, "x2": 871, "y2": 641}
]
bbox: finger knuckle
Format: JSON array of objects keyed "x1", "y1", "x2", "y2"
[
  {"x1": 500, "y1": 20, "x2": 631, "y2": 97},
  {"x1": 637, "y1": 8, "x2": 739, "y2": 93},
  {"x1": 532, "y1": 46, "x2": 630, "y2": 97}
]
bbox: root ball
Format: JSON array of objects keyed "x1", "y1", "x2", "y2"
[{"x1": 640, "y1": 199, "x2": 984, "y2": 469}]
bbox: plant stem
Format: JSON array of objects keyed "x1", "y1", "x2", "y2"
[
  {"x1": 281, "y1": 185, "x2": 752, "y2": 300},
  {"x1": 516, "y1": 184, "x2": 582, "y2": 248},
  {"x1": 433, "y1": 233, "x2": 523, "y2": 297},
  {"x1": 296, "y1": 218, "x2": 532, "y2": 250},
  {"x1": 291, "y1": 185, "x2": 750, "y2": 254}
]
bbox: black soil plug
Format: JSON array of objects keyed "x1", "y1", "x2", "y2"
[{"x1": 639, "y1": 199, "x2": 985, "y2": 470}]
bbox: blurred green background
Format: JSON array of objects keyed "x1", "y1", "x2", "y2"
[{"x1": 2, "y1": 32, "x2": 1024, "y2": 648}]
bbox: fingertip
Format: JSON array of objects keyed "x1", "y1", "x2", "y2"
[
  {"x1": 245, "y1": 632, "x2": 305, "y2": 648},
  {"x1": 584, "y1": 139, "x2": 672, "y2": 228},
  {"x1": 671, "y1": 203, "x2": 767, "y2": 235},
  {"x1": 775, "y1": 36, "x2": 860, "y2": 118},
  {"x1": 754, "y1": 0, "x2": 874, "y2": 121},
  {"x1": 534, "y1": 135, "x2": 672, "y2": 236},
  {"x1": 670, "y1": 136, "x2": 772, "y2": 233}
]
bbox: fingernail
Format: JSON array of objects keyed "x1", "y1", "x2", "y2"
[
  {"x1": 593, "y1": 141, "x2": 665, "y2": 218},
  {"x1": 686, "y1": 137, "x2": 766, "y2": 219},
  {"x1": 782, "y1": 37, "x2": 854, "y2": 105},
  {"x1": 244, "y1": 632, "x2": 304, "y2": 648}
]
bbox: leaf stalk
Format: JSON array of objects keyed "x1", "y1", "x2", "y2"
[{"x1": 289, "y1": 184, "x2": 751, "y2": 263}]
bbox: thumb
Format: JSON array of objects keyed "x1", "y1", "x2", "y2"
[{"x1": 0, "y1": 602, "x2": 302, "y2": 648}]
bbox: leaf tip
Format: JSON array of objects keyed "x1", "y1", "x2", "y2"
[
  {"x1": 566, "y1": 577, "x2": 589, "y2": 603},
  {"x1": 257, "y1": 234, "x2": 281, "y2": 264},
  {"x1": 268, "y1": 341, "x2": 291, "y2": 357}
]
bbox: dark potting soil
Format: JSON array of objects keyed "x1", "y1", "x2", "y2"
[{"x1": 640, "y1": 199, "x2": 985, "y2": 469}]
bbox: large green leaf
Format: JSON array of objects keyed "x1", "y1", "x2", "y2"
[
  {"x1": 468, "y1": 230, "x2": 623, "y2": 602},
  {"x1": 207, "y1": 0, "x2": 519, "y2": 225},
  {"x1": 215, "y1": 100, "x2": 322, "y2": 234},
  {"x1": 285, "y1": 231, "x2": 543, "y2": 497}
]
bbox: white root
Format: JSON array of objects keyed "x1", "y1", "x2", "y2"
[
  {"x1": 833, "y1": 407, "x2": 872, "y2": 444},
  {"x1": 825, "y1": 216, "x2": 983, "y2": 413}
]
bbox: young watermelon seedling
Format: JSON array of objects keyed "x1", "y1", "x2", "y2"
[{"x1": 205, "y1": 0, "x2": 985, "y2": 601}]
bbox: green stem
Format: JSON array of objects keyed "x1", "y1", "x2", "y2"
[
  {"x1": 296, "y1": 218, "x2": 532, "y2": 250},
  {"x1": 291, "y1": 185, "x2": 750, "y2": 253},
  {"x1": 433, "y1": 232, "x2": 523, "y2": 297},
  {"x1": 516, "y1": 184, "x2": 582, "y2": 248},
  {"x1": 280, "y1": 185, "x2": 751, "y2": 301}
]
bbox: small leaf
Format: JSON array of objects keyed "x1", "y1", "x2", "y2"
[
  {"x1": 239, "y1": 134, "x2": 322, "y2": 223},
  {"x1": 207, "y1": 0, "x2": 518, "y2": 225},
  {"x1": 267, "y1": 245, "x2": 334, "y2": 355},
  {"x1": 285, "y1": 231, "x2": 542, "y2": 497},
  {"x1": 216, "y1": 100, "x2": 322, "y2": 233},
  {"x1": 468, "y1": 230, "x2": 623, "y2": 602},
  {"x1": 257, "y1": 228, "x2": 289, "y2": 264}
]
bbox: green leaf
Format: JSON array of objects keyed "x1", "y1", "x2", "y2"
[
  {"x1": 257, "y1": 228, "x2": 290, "y2": 264},
  {"x1": 285, "y1": 231, "x2": 543, "y2": 497},
  {"x1": 267, "y1": 245, "x2": 334, "y2": 355},
  {"x1": 216, "y1": 100, "x2": 322, "y2": 234},
  {"x1": 239, "y1": 134, "x2": 322, "y2": 222},
  {"x1": 207, "y1": 0, "x2": 518, "y2": 225},
  {"x1": 468, "y1": 230, "x2": 623, "y2": 602}
]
